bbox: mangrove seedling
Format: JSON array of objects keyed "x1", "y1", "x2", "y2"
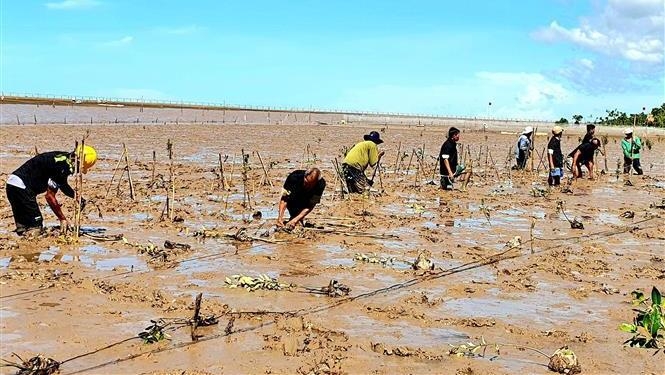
[
  {"x1": 556, "y1": 200, "x2": 584, "y2": 229},
  {"x1": 619, "y1": 287, "x2": 664, "y2": 349},
  {"x1": 138, "y1": 319, "x2": 170, "y2": 344}
]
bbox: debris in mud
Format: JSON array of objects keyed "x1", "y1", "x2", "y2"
[
  {"x1": 650, "y1": 198, "x2": 665, "y2": 209},
  {"x1": 2, "y1": 353, "x2": 60, "y2": 375},
  {"x1": 619, "y1": 210, "x2": 635, "y2": 219},
  {"x1": 353, "y1": 252, "x2": 394, "y2": 266},
  {"x1": 225, "y1": 274, "x2": 292, "y2": 291},
  {"x1": 138, "y1": 319, "x2": 170, "y2": 344},
  {"x1": 412, "y1": 252, "x2": 434, "y2": 270},
  {"x1": 251, "y1": 210, "x2": 262, "y2": 220},
  {"x1": 599, "y1": 283, "x2": 619, "y2": 295},
  {"x1": 548, "y1": 346, "x2": 581, "y2": 374},
  {"x1": 531, "y1": 186, "x2": 549, "y2": 197},
  {"x1": 193, "y1": 227, "x2": 284, "y2": 243},
  {"x1": 505, "y1": 236, "x2": 522, "y2": 249},
  {"x1": 569, "y1": 219, "x2": 584, "y2": 229},
  {"x1": 320, "y1": 279, "x2": 351, "y2": 297},
  {"x1": 163, "y1": 240, "x2": 191, "y2": 250}
]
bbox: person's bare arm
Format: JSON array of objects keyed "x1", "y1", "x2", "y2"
[
  {"x1": 276, "y1": 198, "x2": 287, "y2": 227},
  {"x1": 444, "y1": 159, "x2": 454, "y2": 178},
  {"x1": 45, "y1": 187, "x2": 69, "y2": 233},
  {"x1": 286, "y1": 207, "x2": 313, "y2": 228}
]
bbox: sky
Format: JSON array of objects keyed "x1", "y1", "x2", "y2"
[{"x1": 1, "y1": 0, "x2": 664, "y2": 121}]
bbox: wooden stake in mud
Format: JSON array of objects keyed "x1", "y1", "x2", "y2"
[
  {"x1": 405, "y1": 149, "x2": 415, "y2": 175},
  {"x1": 530, "y1": 127, "x2": 538, "y2": 172},
  {"x1": 601, "y1": 137, "x2": 609, "y2": 173},
  {"x1": 332, "y1": 158, "x2": 346, "y2": 200},
  {"x1": 122, "y1": 143, "x2": 135, "y2": 200},
  {"x1": 255, "y1": 151, "x2": 273, "y2": 187},
  {"x1": 166, "y1": 139, "x2": 174, "y2": 221},
  {"x1": 393, "y1": 141, "x2": 402, "y2": 173},
  {"x1": 218, "y1": 153, "x2": 228, "y2": 190},
  {"x1": 151, "y1": 150, "x2": 156, "y2": 185},
  {"x1": 487, "y1": 150, "x2": 501, "y2": 181},
  {"x1": 105, "y1": 147, "x2": 127, "y2": 197},
  {"x1": 73, "y1": 139, "x2": 85, "y2": 238},
  {"x1": 191, "y1": 292, "x2": 203, "y2": 341},
  {"x1": 241, "y1": 149, "x2": 252, "y2": 210},
  {"x1": 228, "y1": 153, "x2": 237, "y2": 187}
]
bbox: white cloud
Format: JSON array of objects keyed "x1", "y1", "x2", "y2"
[
  {"x1": 154, "y1": 25, "x2": 204, "y2": 35},
  {"x1": 45, "y1": 0, "x2": 100, "y2": 10},
  {"x1": 579, "y1": 58, "x2": 594, "y2": 70},
  {"x1": 102, "y1": 36, "x2": 133, "y2": 47},
  {"x1": 476, "y1": 71, "x2": 570, "y2": 108},
  {"x1": 532, "y1": 0, "x2": 664, "y2": 64}
]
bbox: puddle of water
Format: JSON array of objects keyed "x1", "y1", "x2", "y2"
[
  {"x1": 132, "y1": 212, "x2": 153, "y2": 221},
  {"x1": 81, "y1": 244, "x2": 109, "y2": 255},
  {"x1": 95, "y1": 256, "x2": 148, "y2": 272},
  {"x1": 597, "y1": 212, "x2": 622, "y2": 225}
]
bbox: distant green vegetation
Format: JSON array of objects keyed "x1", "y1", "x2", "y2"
[{"x1": 565, "y1": 103, "x2": 665, "y2": 127}]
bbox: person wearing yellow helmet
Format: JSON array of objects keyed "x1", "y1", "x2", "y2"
[{"x1": 5, "y1": 145, "x2": 97, "y2": 236}]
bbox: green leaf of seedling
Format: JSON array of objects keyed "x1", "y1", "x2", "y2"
[
  {"x1": 649, "y1": 308, "x2": 661, "y2": 338},
  {"x1": 631, "y1": 290, "x2": 645, "y2": 304},
  {"x1": 652, "y1": 287, "x2": 662, "y2": 307},
  {"x1": 619, "y1": 323, "x2": 637, "y2": 333}
]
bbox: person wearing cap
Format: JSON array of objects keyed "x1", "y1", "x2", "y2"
[
  {"x1": 571, "y1": 137, "x2": 600, "y2": 179},
  {"x1": 621, "y1": 128, "x2": 643, "y2": 175},
  {"x1": 342, "y1": 131, "x2": 385, "y2": 193},
  {"x1": 439, "y1": 127, "x2": 472, "y2": 191},
  {"x1": 276, "y1": 168, "x2": 326, "y2": 229},
  {"x1": 513, "y1": 126, "x2": 534, "y2": 170},
  {"x1": 5, "y1": 145, "x2": 97, "y2": 236},
  {"x1": 547, "y1": 126, "x2": 565, "y2": 186}
]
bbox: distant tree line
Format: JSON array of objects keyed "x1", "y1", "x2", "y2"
[{"x1": 557, "y1": 103, "x2": 665, "y2": 127}]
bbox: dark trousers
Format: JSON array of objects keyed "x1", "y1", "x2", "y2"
[
  {"x1": 342, "y1": 164, "x2": 370, "y2": 193},
  {"x1": 6, "y1": 184, "x2": 43, "y2": 234},
  {"x1": 515, "y1": 150, "x2": 529, "y2": 170},
  {"x1": 623, "y1": 157, "x2": 643, "y2": 175}
]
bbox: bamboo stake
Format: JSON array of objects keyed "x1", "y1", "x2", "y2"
[
  {"x1": 74, "y1": 139, "x2": 84, "y2": 238},
  {"x1": 228, "y1": 153, "x2": 237, "y2": 186},
  {"x1": 218, "y1": 153, "x2": 227, "y2": 190},
  {"x1": 255, "y1": 151, "x2": 273, "y2": 187},
  {"x1": 393, "y1": 141, "x2": 402, "y2": 173},
  {"x1": 151, "y1": 150, "x2": 156, "y2": 185},
  {"x1": 530, "y1": 127, "x2": 538, "y2": 172},
  {"x1": 123, "y1": 143, "x2": 135, "y2": 200},
  {"x1": 405, "y1": 149, "x2": 415, "y2": 175},
  {"x1": 105, "y1": 147, "x2": 126, "y2": 198},
  {"x1": 487, "y1": 150, "x2": 501, "y2": 181}
]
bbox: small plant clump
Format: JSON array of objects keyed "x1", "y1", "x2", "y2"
[
  {"x1": 138, "y1": 319, "x2": 170, "y2": 344},
  {"x1": 619, "y1": 287, "x2": 664, "y2": 349}
]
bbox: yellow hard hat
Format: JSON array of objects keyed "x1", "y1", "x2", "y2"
[{"x1": 75, "y1": 145, "x2": 97, "y2": 173}]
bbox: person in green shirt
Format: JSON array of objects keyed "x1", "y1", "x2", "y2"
[
  {"x1": 621, "y1": 128, "x2": 643, "y2": 175},
  {"x1": 342, "y1": 131, "x2": 385, "y2": 193}
]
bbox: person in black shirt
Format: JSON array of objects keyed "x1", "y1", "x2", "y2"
[
  {"x1": 5, "y1": 146, "x2": 97, "y2": 235},
  {"x1": 439, "y1": 127, "x2": 472, "y2": 191},
  {"x1": 276, "y1": 168, "x2": 326, "y2": 229},
  {"x1": 571, "y1": 138, "x2": 600, "y2": 179},
  {"x1": 568, "y1": 123, "x2": 595, "y2": 158},
  {"x1": 547, "y1": 126, "x2": 564, "y2": 186}
]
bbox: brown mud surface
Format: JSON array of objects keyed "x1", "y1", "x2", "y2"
[{"x1": 1, "y1": 123, "x2": 664, "y2": 374}]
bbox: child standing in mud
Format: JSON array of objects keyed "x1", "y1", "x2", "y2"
[{"x1": 547, "y1": 126, "x2": 564, "y2": 186}]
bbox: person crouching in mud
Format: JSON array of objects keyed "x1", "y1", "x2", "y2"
[
  {"x1": 5, "y1": 145, "x2": 97, "y2": 236},
  {"x1": 342, "y1": 131, "x2": 385, "y2": 193},
  {"x1": 571, "y1": 138, "x2": 600, "y2": 180},
  {"x1": 276, "y1": 168, "x2": 326, "y2": 229}
]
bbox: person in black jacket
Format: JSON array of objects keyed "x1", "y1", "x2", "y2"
[
  {"x1": 547, "y1": 126, "x2": 564, "y2": 186},
  {"x1": 571, "y1": 138, "x2": 600, "y2": 179},
  {"x1": 276, "y1": 168, "x2": 325, "y2": 229},
  {"x1": 5, "y1": 146, "x2": 97, "y2": 235}
]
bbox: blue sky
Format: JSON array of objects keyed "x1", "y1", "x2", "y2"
[{"x1": 1, "y1": 0, "x2": 663, "y2": 120}]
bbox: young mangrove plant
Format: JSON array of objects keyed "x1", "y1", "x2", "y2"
[{"x1": 619, "y1": 287, "x2": 664, "y2": 349}]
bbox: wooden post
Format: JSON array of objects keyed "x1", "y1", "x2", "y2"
[
  {"x1": 74, "y1": 139, "x2": 85, "y2": 238},
  {"x1": 256, "y1": 151, "x2": 273, "y2": 187},
  {"x1": 393, "y1": 141, "x2": 401, "y2": 173},
  {"x1": 105, "y1": 147, "x2": 127, "y2": 197},
  {"x1": 218, "y1": 153, "x2": 227, "y2": 190},
  {"x1": 151, "y1": 150, "x2": 156, "y2": 185},
  {"x1": 405, "y1": 149, "x2": 415, "y2": 175},
  {"x1": 123, "y1": 143, "x2": 135, "y2": 200}
]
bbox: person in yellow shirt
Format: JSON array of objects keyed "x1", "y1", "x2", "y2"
[{"x1": 342, "y1": 131, "x2": 385, "y2": 193}]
